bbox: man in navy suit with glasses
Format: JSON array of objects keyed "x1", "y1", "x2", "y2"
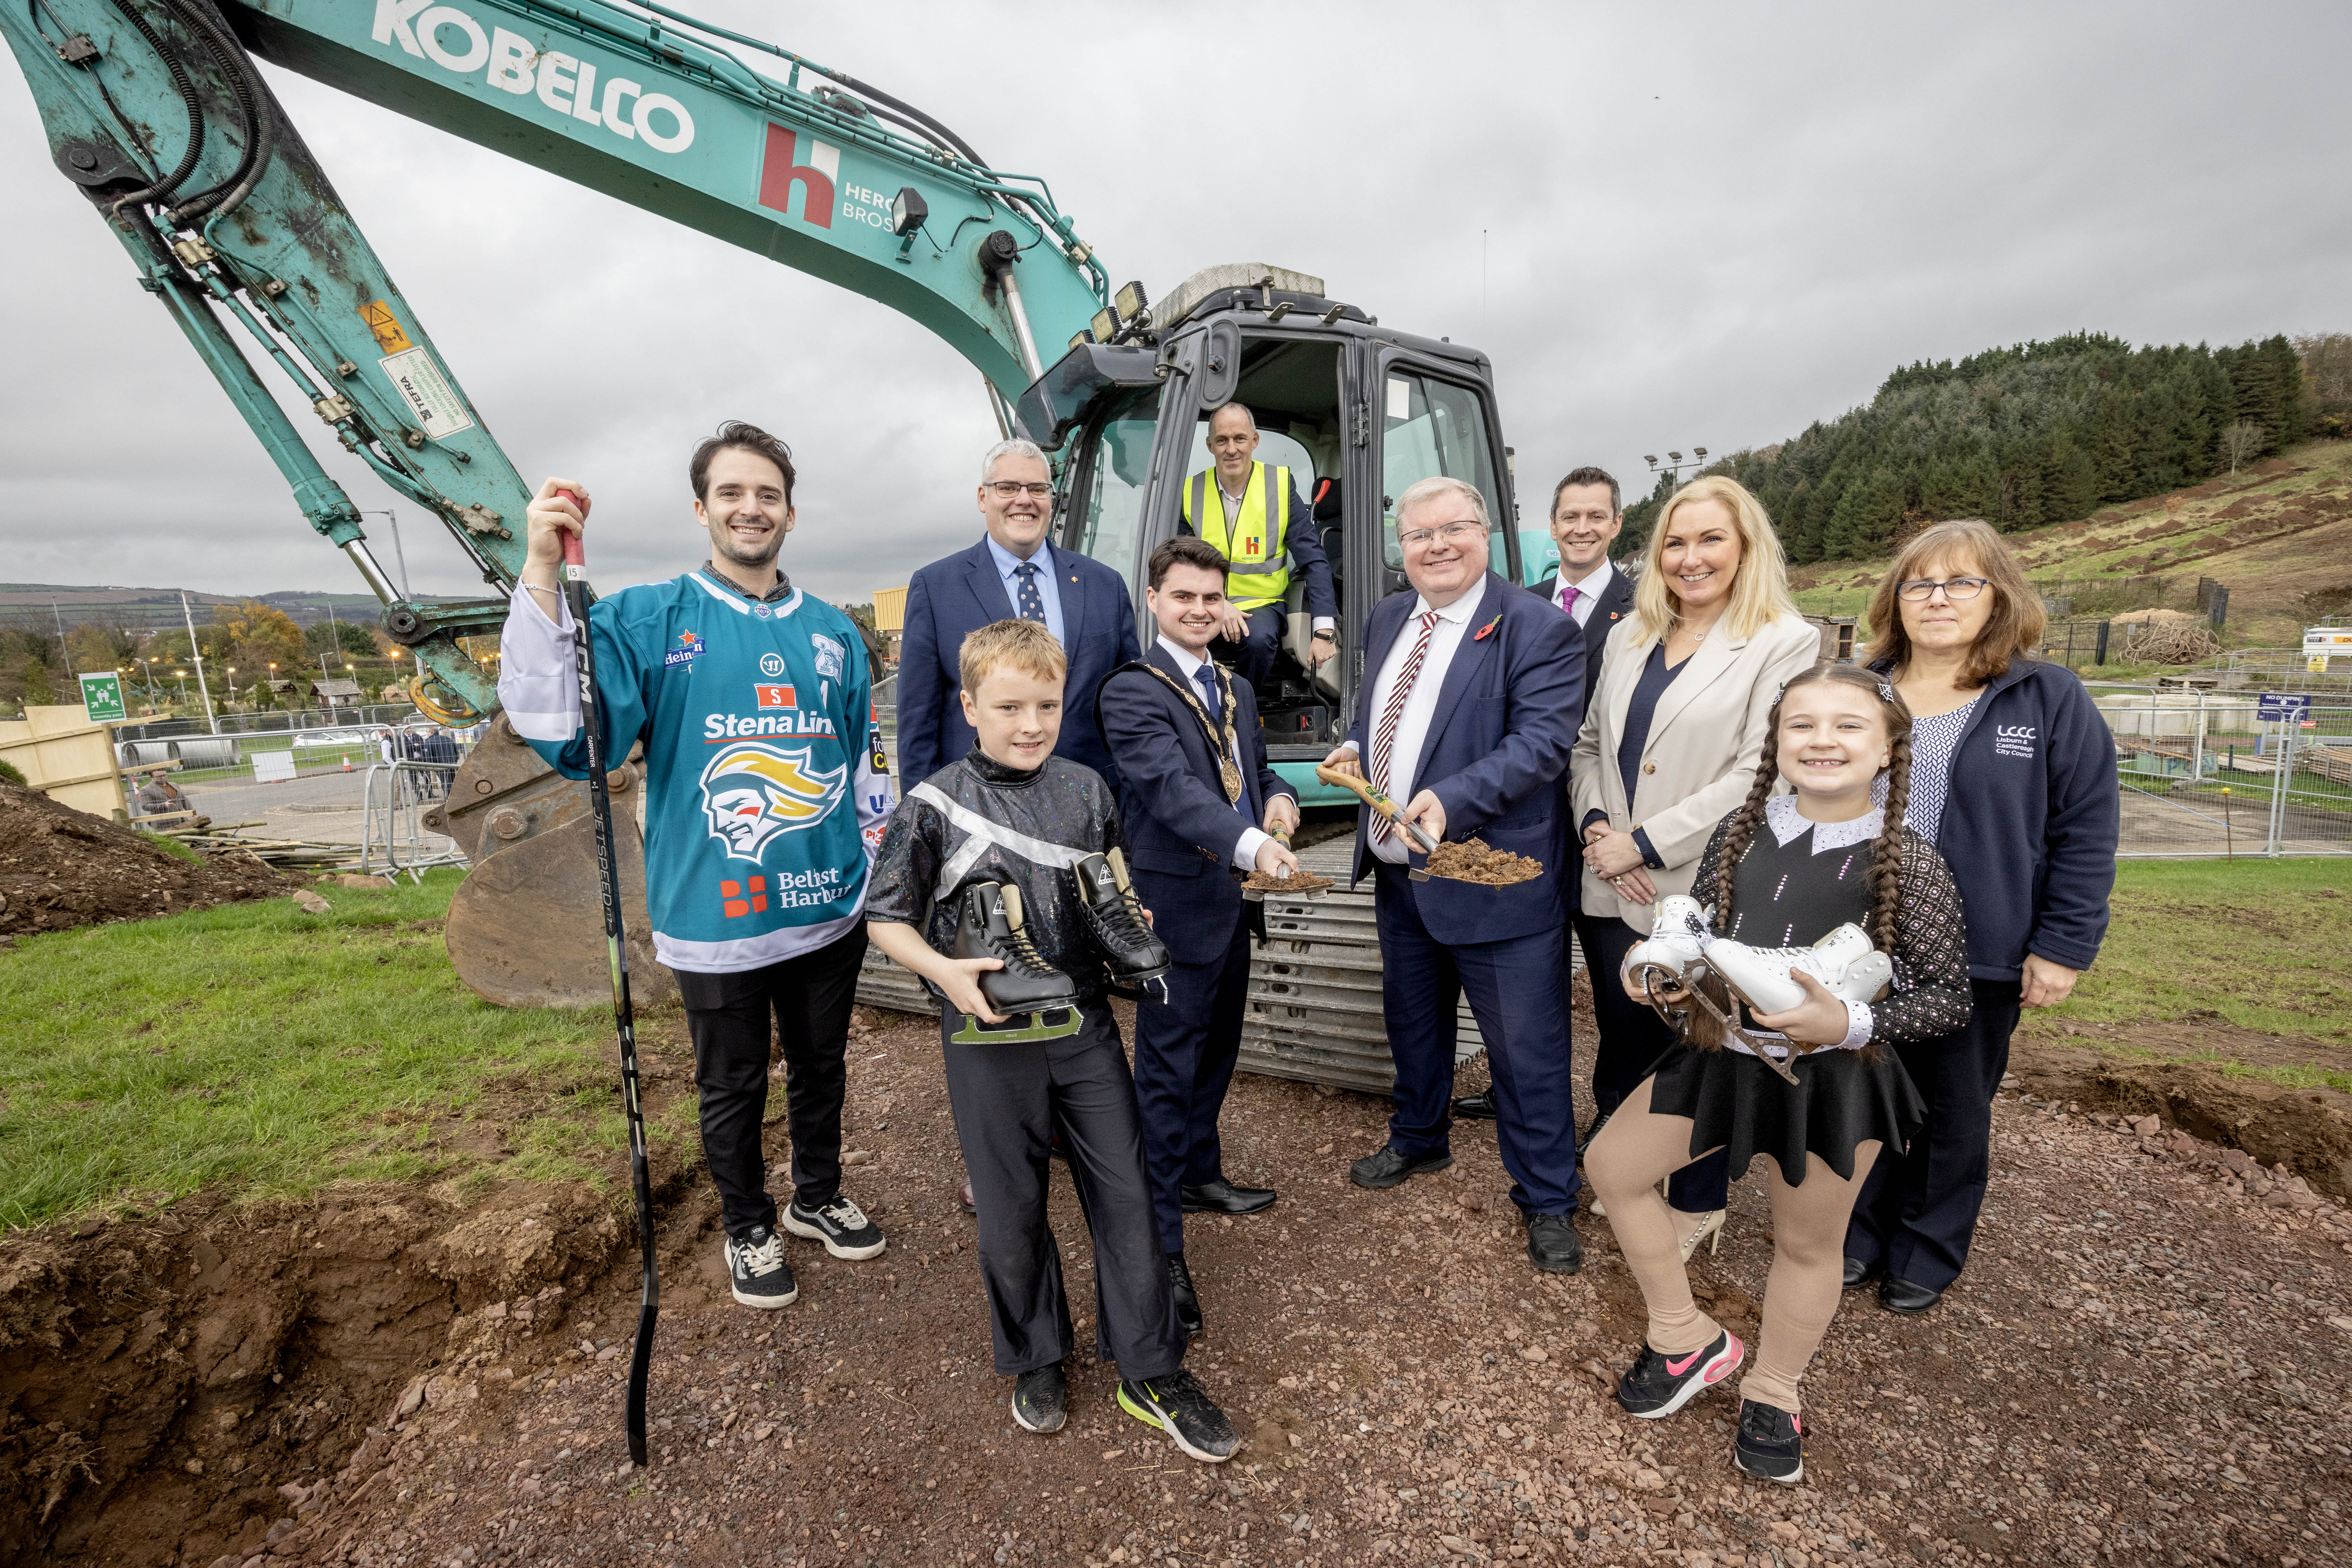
[{"x1": 898, "y1": 439, "x2": 1143, "y2": 793}]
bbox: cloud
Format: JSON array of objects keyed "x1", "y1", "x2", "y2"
[{"x1": 2, "y1": 0, "x2": 2344, "y2": 607}]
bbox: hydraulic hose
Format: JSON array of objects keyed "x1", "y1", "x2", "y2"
[
  {"x1": 161, "y1": 0, "x2": 267, "y2": 224},
  {"x1": 103, "y1": 0, "x2": 204, "y2": 216}
]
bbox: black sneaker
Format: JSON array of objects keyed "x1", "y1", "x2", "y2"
[
  {"x1": 1012, "y1": 1363, "x2": 1067, "y2": 1434},
  {"x1": 1616, "y1": 1328, "x2": 1743, "y2": 1418},
  {"x1": 723, "y1": 1226, "x2": 798, "y2": 1309},
  {"x1": 782, "y1": 1195, "x2": 887, "y2": 1261},
  {"x1": 1348, "y1": 1143, "x2": 1453, "y2": 1190},
  {"x1": 1734, "y1": 1397, "x2": 1805, "y2": 1484},
  {"x1": 1116, "y1": 1369, "x2": 1239, "y2": 1463},
  {"x1": 1525, "y1": 1212, "x2": 1583, "y2": 1274}
]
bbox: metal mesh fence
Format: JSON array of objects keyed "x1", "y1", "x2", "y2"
[{"x1": 2093, "y1": 685, "x2": 2351, "y2": 857}]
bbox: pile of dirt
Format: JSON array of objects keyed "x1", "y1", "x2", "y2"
[
  {"x1": 1424, "y1": 837, "x2": 1544, "y2": 885},
  {"x1": 0, "y1": 1181, "x2": 634, "y2": 1565},
  {"x1": 2010, "y1": 1016, "x2": 2352, "y2": 1197},
  {"x1": 1239, "y1": 868, "x2": 1335, "y2": 894},
  {"x1": 0, "y1": 784, "x2": 287, "y2": 938}
]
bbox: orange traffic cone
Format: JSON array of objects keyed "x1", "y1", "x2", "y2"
[{"x1": 341, "y1": 755, "x2": 353, "y2": 771}]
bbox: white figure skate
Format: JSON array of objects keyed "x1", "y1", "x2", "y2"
[
  {"x1": 1620, "y1": 894, "x2": 1712, "y2": 998},
  {"x1": 1700, "y1": 922, "x2": 1894, "y2": 1017}
]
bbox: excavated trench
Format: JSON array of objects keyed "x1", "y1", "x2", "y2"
[{"x1": 0, "y1": 1165, "x2": 700, "y2": 1567}]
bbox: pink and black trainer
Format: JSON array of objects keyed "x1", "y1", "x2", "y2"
[
  {"x1": 1734, "y1": 1398, "x2": 1805, "y2": 1483},
  {"x1": 1615, "y1": 1328, "x2": 1744, "y2": 1418}
]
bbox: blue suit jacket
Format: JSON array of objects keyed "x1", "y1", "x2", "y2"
[
  {"x1": 1097, "y1": 645, "x2": 1292, "y2": 965},
  {"x1": 1345, "y1": 573, "x2": 1583, "y2": 945},
  {"x1": 896, "y1": 538, "x2": 1142, "y2": 790}
]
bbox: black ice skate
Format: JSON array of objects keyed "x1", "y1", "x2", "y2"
[
  {"x1": 1072, "y1": 849, "x2": 1172, "y2": 1001},
  {"x1": 948, "y1": 879, "x2": 1083, "y2": 1044}
]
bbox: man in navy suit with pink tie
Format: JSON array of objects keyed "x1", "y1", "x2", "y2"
[{"x1": 1324, "y1": 477, "x2": 1587, "y2": 1275}]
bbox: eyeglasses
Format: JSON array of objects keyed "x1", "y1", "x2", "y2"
[
  {"x1": 1397, "y1": 520, "x2": 1486, "y2": 548},
  {"x1": 987, "y1": 482, "x2": 1055, "y2": 500},
  {"x1": 1896, "y1": 576, "x2": 1990, "y2": 602}
]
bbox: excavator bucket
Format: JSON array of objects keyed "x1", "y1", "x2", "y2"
[{"x1": 425, "y1": 714, "x2": 677, "y2": 1009}]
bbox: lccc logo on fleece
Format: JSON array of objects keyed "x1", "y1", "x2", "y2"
[
  {"x1": 371, "y1": 1, "x2": 696, "y2": 152},
  {"x1": 1993, "y1": 724, "x2": 2037, "y2": 759}
]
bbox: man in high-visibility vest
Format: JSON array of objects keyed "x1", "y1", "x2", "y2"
[{"x1": 1177, "y1": 402, "x2": 1338, "y2": 696}]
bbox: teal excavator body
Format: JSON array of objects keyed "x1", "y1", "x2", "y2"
[
  {"x1": 2, "y1": 0, "x2": 1521, "y2": 1017},
  {"x1": 1, "y1": 0, "x2": 1105, "y2": 719}
]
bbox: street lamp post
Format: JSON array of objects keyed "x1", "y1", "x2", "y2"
[{"x1": 1642, "y1": 446, "x2": 1713, "y2": 486}]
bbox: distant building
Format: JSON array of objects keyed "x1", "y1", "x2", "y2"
[{"x1": 311, "y1": 677, "x2": 363, "y2": 709}]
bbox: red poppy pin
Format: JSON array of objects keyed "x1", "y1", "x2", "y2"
[{"x1": 1473, "y1": 614, "x2": 1503, "y2": 642}]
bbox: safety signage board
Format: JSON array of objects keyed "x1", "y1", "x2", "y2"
[
  {"x1": 251, "y1": 751, "x2": 298, "y2": 784},
  {"x1": 379, "y1": 345, "x2": 475, "y2": 442},
  {"x1": 78, "y1": 671, "x2": 126, "y2": 723},
  {"x1": 2256, "y1": 692, "x2": 2311, "y2": 723}
]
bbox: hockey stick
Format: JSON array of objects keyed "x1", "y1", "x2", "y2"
[{"x1": 558, "y1": 492, "x2": 659, "y2": 1467}]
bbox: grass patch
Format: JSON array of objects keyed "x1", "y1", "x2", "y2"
[
  {"x1": 2054, "y1": 859, "x2": 2352, "y2": 1054},
  {"x1": 0, "y1": 869, "x2": 694, "y2": 1231}
]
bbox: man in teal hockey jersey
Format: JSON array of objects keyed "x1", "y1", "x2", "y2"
[{"x1": 500, "y1": 421, "x2": 895, "y2": 1313}]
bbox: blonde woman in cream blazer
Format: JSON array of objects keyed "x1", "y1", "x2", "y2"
[{"x1": 1567, "y1": 477, "x2": 1819, "y2": 1248}]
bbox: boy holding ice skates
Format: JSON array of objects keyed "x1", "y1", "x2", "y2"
[{"x1": 863, "y1": 618, "x2": 1241, "y2": 1461}]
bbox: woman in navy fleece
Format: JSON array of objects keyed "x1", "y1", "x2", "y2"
[{"x1": 1842, "y1": 520, "x2": 2120, "y2": 1315}]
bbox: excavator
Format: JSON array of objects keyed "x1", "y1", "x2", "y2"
[{"x1": 2, "y1": 0, "x2": 1526, "y2": 1044}]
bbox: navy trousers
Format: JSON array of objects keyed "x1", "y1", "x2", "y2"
[
  {"x1": 1573, "y1": 910, "x2": 1729, "y2": 1213},
  {"x1": 1845, "y1": 978, "x2": 2022, "y2": 1291},
  {"x1": 1132, "y1": 913, "x2": 1254, "y2": 1256},
  {"x1": 940, "y1": 1003, "x2": 1187, "y2": 1380},
  {"x1": 1207, "y1": 605, "x2": 1286, "y2": 698},
  {"x1": 1374, "y1": 862, "x2": 1580, "y2": 1215}
]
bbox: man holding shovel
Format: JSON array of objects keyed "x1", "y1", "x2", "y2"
[
  {"x1": 1322, "y1": 477, "x2": 1588, "y2": 1275},
  {"x1": 1097, "y1": 536, "x2": 1300, "y2": 1337}
]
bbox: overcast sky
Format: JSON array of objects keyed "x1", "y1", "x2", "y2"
[{"x1": 3, "y1": 0, "x2": 2346, "y2": 608}]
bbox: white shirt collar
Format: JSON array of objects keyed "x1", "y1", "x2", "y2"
[
  {"x1": 1414, "y1": 587, "x2": 1484, "y2": 625},
  {"x1": 984, "y1": 531, "x2": 1052, "y2": 580},
  {"x1": 1767, "y1": 792, "x2": 1885, "y2": 853},
  {"x1": 1559, "y1": 557, "x2": 1615, "y2": 598},
  {"x1": 1155, "y1": 635, "x2": 1212, "y2": 678}
]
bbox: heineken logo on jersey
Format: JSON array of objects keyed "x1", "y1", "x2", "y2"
[
  {"x1": 664, "y1": 631, "x2": 705, "y2": 668},
  {"x1": 698, "y1": 742, "x2": 847, "y2": 861}
]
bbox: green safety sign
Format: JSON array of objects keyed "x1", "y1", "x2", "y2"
[{"x1": 79, "y1": 671, "x2": 127, "y2": 724}]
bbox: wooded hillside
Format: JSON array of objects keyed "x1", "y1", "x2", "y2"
[{"x1": 1627, "y1": 332, "x2": 2322, "y2": 563}]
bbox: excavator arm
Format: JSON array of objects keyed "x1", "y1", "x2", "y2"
[{"x1": 2, "y1": 0, "x2": 1107, "y2": 719}]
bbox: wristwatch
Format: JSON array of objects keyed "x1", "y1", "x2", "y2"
[{"x1": 1311, "y1": 629, "x2": 1335, "y2": 641}]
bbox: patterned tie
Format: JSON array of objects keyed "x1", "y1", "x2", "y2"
[
  {"x1": 1195, "y1": 664, "x2": 1245, "y2": 817},
  {"x1": 1368, "y1": 610, "x2": 1439, "y2": 844},
  {"x1": 1013, "y1": 560, "x2": 1046, "y2": 625},
  {"x1": 1560, "y1": 581, "x2": 1580, "y2": 617}
]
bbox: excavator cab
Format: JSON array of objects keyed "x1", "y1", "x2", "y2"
[{"x1": 1023, "y1": 266, "x2": 1520, "y2": 804}]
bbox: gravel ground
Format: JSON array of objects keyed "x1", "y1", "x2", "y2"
[{"x1": 220, "y1": 999, "x2": 2352, "y2": 1568}]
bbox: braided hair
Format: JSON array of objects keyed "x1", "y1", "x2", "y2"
[{"x1": 1713, "y1": 660, "x2": 1916, "y2": 955}]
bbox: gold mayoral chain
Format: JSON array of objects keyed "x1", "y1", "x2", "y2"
[{"x1": 1140, "y1": 662, "x2": 1247, "y2": 806}]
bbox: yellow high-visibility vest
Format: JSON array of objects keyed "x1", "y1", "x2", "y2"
[{"x1": 1181, "y1": 462, "x2": 1293, "y2": 612}]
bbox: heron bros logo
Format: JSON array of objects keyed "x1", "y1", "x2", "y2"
[{"x1": 698, "y1": 742, "x2": 846, "y2": 862}]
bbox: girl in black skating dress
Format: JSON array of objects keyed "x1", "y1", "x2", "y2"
[{"x1": 1584, "y1": 661, "x2": 1972, "y2": 1484}]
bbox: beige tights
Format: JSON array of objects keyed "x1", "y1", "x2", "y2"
[{"x1": 1585, "y1": 1074, "x2": 1880, "y2": 1414}]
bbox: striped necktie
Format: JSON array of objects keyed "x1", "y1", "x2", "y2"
[{"x1": 1368, "y1": 610, "x2": 1439, "y2": 844}]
